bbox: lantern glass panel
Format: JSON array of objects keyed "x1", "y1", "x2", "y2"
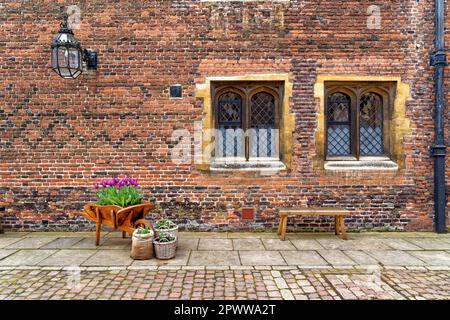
[
  {"x1": 68, "y1": 48, "x2": 80, "y2": 68},
  {"x1": 58, "y1": 47, "x2": 69, "y2": 67}
]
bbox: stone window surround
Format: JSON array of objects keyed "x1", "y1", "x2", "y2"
[
  {"x1": 195, "y1": 74, "x2": 295, "y2": 172},
  {"x1": 313, "y1": 75, "x2": 411, "y2": 172}
]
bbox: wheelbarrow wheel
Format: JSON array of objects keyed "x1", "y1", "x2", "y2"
[{"x1": 134, "y1": 219, "x2": 153, "y2": 232}]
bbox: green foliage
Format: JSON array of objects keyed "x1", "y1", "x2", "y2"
[
  {"x1": 136, "y1": 225, "x2": 151, "y2": 235},
  {"x1": 95, "y1": 186, "x2": 143, "y2": 207},
  {"x1": 154, "y1": 233, "x2": 176, "y2": 243},
  {"x1": 155, "y1": 219, "x2": 176, "y2": 230}
]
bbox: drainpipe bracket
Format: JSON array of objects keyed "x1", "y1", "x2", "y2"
[
  {"x1": 430, "y1": 51, "x2": 448, "y2": 66},
  {"x1": 431, "y1": 145, "x2": 446, "y2": 157}
]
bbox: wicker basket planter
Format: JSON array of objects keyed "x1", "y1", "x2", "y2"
[
  {"x1": 154, "y1": 237, "x2": 177, "y2": 260},
  {"x1": 130, "y1": 228, "x2": 154, "y2": 260}
]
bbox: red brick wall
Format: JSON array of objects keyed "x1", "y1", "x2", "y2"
[{"x1": 0, "y1": 1, "x2": 448, "y2": 231}]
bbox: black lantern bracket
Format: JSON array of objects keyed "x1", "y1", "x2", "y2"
[{"x1": 83, "y1": 49, "x2": 97, "y2": 70}]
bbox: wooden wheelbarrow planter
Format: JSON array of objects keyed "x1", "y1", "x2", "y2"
[{"x1": 78, "y1": 202, "x2": 155, "y2": 246}]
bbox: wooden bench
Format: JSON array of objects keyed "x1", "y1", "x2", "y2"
[{"x1": 277, "y1": 207, "x2": 351, "y2": 241}]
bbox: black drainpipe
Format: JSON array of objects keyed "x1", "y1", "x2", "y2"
[{"x1": 430, "y1": 0, "x2": 447, "y2": 233}]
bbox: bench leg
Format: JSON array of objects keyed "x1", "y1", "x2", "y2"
[
  {"x1": 334, "y1": 216, "x2": 339, "y2": 235},
  {"x1": 277, "y1": 216, "x2": 283, "y2": 236},
  {"x1": 340, "y1": 216, "x2": 347, "y2": 240},
  {"x1": 280, "y1": 216, "x2": 288, "y2": 241},
  {"x1": 122, "y1": 231, "x2": 127, "y2": 239}
]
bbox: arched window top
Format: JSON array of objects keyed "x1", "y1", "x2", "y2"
[
  {"x1": 250, "y1": 91, "x2": 275, "y2": 127},
  {"x1": 360, "y1": 92, "x2": 383, "y2": 129},
  {"x1": 327, "y1": 92, "x2": 351, "y2": 122},
  {"x1": 218, "y1": 91, "x2": 242, "y2": 125}
]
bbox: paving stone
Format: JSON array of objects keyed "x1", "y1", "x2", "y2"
[
  {"x1": 315, "y1": 238, "x2": 356, "y2": 250},
  {"x1": 280, "y1": 289, "x2": 295, "y2": 300},
  {"x1": 0, "y1": 238, "x2": 22, "y2": 248},
  {"x1": 38, "y1": 250, "x2": 96, "y2": 266},
  {"x1": 132, "y1": 250, "x2": 190, "y2": 266},
  {"x1": 99, "y1": 237, "x2": 132, "y2": 249},
  {"x1": 179, "y1": 232, "x2": 226, "y2": 239},
  {"x1": 240, "y1": 251, "x2": 286, "y2": 266},
  {"x1": 409, "y1": 251, "x2": 450, "y2": 266},
  {"x1": 366, "y1": 250, "x2": 426, "y2": 266},
  {"x1": 351, "y1": 239, "x2": 392, "y2": 250},
  {"x1": 177, "y1": 239, "x2": 199, "y2": 251},
  {"x1": 230, "y1": 266, "x2": 253, "y2": 270},
  {"x1": 70, "y1": 238, "x2": 99, "y2": 249},
  {"x1": 104, "y1": 232, "x2": 125, "y2": 238},
  {"x1": 317, "y1": 238, "x2": 389, "y2": 250},
  {"x1": 189, "y1": 251, "x2": 240, "y2": 266},
  {"x1": 82, "y1": 250, "x2": 133, "y2": 266},
  {"x1": 262, "y1": 239, "x2": 296, "y2": 250},
  {"x1": 406, "y1": 238, "x2": 450, "y2": 250},
  {"x1": 232, "y1": 239, "x2": 265, "y2": 250},
  {"x1": 380, "y1": 239, "x2": 423, "y2": 250},
  {"x1": 198, "y1": 239, "x2": 233, "y2": 251},
  {"x1": 290, "y1": 239, "x2": 324, "y2": 250},
  {"x1": 317, "y1": 250, "x2": 356, "y2": 266},
  {"x1": 0, "y1": 250, "x2": 17, "y2": 260},
  {"x1": 28, "y1": 232, "x2": 94, "y2": 238},
  {"x1": 0, "y1": 250, "x2": 56, "y2": 266},
  {"x1": 344, "y1": 250, "x2": 380, "y2": 266},
  {"x1": 281, "y1": 251, "x2": 329, "y2": 267},
  {"x1": 227, "y1": 232, "x2": 277, "y2": 239},
  {"x1": 6, "y1": 237, "x2": 56, "y2": 249},
  {"x1": 41, "y1": 237, "x2": 84, "y2": 249}
]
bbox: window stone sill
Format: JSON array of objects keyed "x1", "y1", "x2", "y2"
[
  {"x1": 210, "y1": 158, "x2": 286, "y2": 172},
  {"x1": 324, "y1": 159, "x2": 398, "y2": 171}
]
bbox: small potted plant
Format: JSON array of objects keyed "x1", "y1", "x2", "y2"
[
  {"x1": 153, "y1": 233, "x2": 177, "y2": 260},
  {"x1": 131, "y1": 225, "x2": 154, "y2": 260},
  {"x1": 154, "y1": 218, "x2": 178, "y2": 240}
]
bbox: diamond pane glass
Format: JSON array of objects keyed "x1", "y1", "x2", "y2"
[
  {"x1": 327, "y1": 125, "x2": 351, "y2": 156},
  {"x1": 250, "y1": 92, "x2": 276, "y2": 157},
  {"x1": 217, "y1": 92, "x2": 243, "y2": 157},
  {"x1": 327, "y1": 92, "x2": 351, "y2": 156},
  {"x1": 360, "y1": 93, "x2": 383, "y2": 155},
  {"x1": 217, "y1": 127, "x2": 244, "y2": 157},
  {"x1": 218, "y1": 92, "x2": 242, "y2": 125}
]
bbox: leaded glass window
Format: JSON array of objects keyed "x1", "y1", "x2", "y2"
[
  {"x1": 213, "y1": 83, "x2": 282, "y2": 162},
  {"x1": 360, "y1": 93, "x2": 383, "y2": 155},
  {"x1": 250, "y1": 92, "x2": 276, "y2": 158},
  {"x1": 217, "y1": 92, "x2": 244, "y2": 157},
  {"x1": 327, "y1": 93, "x2": 351, "y2": 156},
  {"x1": 325, "y1": 84, "x2": 389, "y2": 159}
]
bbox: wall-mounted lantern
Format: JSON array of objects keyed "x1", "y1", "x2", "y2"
[{"x1": 51, "y1": 14, "x2": 97, "y2": 79}]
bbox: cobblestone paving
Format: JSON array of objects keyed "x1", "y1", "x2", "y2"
[{"x1": 0, "y1": 267, "x2": 448, "y2": 300}]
